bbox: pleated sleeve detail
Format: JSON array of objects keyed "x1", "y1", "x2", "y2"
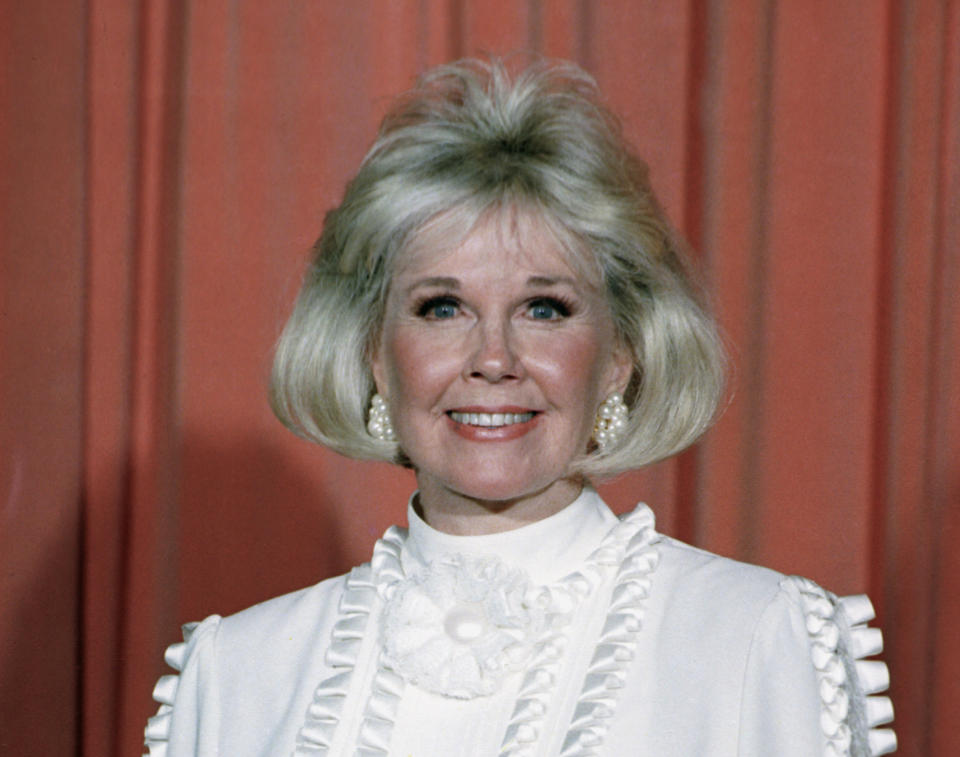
[
  {"x1": 787, "y1": 577, "x2": 896, "y2": 756},
  {"x1": 143, "y1": 614, "x2": 222, "y2": 757}
]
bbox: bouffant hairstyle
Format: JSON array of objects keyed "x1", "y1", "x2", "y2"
[{"x1": 270, "y1": 58, "x2": 725, "y2": 477}]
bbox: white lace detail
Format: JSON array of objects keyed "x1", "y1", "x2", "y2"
[
  {"x1": 297, "y1": 503, "x2": 659, "y2": 757},
  {"x1": 790, "y1": 577, "x2": 896, "y2": 757},
  {"x1": 381, "y1": 554, "x2": 551, "y2": 698}
]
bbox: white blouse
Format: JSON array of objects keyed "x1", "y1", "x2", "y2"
[{"x1": 144, "y1": 488, "x2": 896, "y2": 756}]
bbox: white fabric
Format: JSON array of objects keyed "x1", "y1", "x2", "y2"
[
  {"x1": 145, "y1": 488, "x2": 894, "y2": 755},
  {"x1": 403, "y1": 488, "x2": 618, "y2": 585}
]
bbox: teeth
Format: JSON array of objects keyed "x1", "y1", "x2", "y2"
[{"x1": 450, "y1": 411, "x2": 535, "y2": 427}]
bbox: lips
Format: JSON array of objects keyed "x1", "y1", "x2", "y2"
[{"x1": 445, "y1": 407, "x2": 541, "y2": 441}]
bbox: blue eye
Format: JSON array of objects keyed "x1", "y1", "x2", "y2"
[
  {"x1": 528, "y1": 298, "x2": 570, "y2": 320},
  {"x1": 417, "y1": 297, "x2": 459, "y2": 319}
]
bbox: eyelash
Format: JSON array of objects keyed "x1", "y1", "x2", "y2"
[
  {"x1": 416, "y1": 295, "x2": 460, "y2": 319},
  {"x1": 528, "y1": 296, "x2": 573, "y2": 319},
  {"x1": 414, "y1": 295, "x2": 575, "y2": 320}
]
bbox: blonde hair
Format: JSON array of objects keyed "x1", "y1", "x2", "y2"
[{"x1": 271, "y1": 58, "x2": 726, "y2": 476}]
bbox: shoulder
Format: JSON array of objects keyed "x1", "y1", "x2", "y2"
[
  {"x1": 213, "y1": 570, "x2": 349, "y2": 656},
  {"x1": 635, "y1": 534, "x2": 790, "y2": 691},
  {"x1": 651, "y1": 535, "x2": 786, "y2": 624},
  {"x1": 144, "y1": 569, "x2": 358, "y2": 754},
  {"x1": 161, "y1": 569, "x2": 351, "y2": 675},
  {"x1": 642, "y1": 534, "x2": 896, "y2": 756}
]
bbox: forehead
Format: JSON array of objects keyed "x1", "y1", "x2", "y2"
[{"x1": 395, "y1": 206, "x2": 602, "y2": 285}]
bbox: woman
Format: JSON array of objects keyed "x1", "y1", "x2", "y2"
[{"x1": 144, "y1": 59, "x2": 895, "y2": 756}]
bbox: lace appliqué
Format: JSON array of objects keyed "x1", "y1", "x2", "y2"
[
  {"x1": 294, "y1": 505, "x2": 660, "y2": 757},
  {"x1": 381, "y1": 554, "x2": 553, "y2": 698}
]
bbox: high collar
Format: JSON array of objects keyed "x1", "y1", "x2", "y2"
[{"x1": 401, "y1": 485, "x2": 619, "y2": 585}]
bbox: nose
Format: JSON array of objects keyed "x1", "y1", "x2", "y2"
[{"x1": 465, "y1": 319, "x2": 523, "y2": 382}]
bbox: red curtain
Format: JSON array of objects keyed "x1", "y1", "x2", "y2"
[{"x1": 1, "y1": 2, "x2": 957, "y2": 755}]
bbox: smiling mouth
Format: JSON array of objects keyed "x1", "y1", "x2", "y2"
[{"x1": 448, "y1": 411, "x2": 537, "y2": 428}]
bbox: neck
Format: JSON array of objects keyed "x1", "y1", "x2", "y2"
[{"x1": 414, "y1": 476, "x2": 584, "y2": 536}]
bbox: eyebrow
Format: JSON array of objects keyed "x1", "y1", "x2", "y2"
[
  {"x1": 404, "y1": 276, "x2": 460, "y2": 295},
  {"x1": 402, "y1": 274, "x2": 581, "y2": 296},
  {"x1": 526, "y1": 275, "x2": 579, "y2": 288}
]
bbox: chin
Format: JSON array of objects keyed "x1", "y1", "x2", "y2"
[{"x1": 444, "y1": 471, "x2": 573, "y2": 506}]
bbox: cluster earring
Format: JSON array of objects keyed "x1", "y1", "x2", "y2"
[
  {"x1": 593, "y1": 393, "x2": 628, "y2": 450},
  {"x1": 367, "y1": 393, "x2": 397, "y2": 441}
]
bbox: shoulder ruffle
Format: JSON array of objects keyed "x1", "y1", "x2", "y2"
[
  {"x1": 143, "y1": 614, "x2": 222, "y2": 757},
  {"x1": 786, "y1": 576, "x2": 896, "y2": 756}
]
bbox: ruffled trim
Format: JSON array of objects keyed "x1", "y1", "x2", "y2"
[
  {"x1": 789, "y1": 577, "x2": 896, "y2": 756},
  {"x1": 558, "y1": 507, "x2": 659, "y2": 757},
  {"x1": 356, "y1": 528, "x2": 408, "y2": 755},
  {"x1": 500, "y1": 505, "x2": 660, "y2": 757},
  {"x1": 143, "y1": 618, "x2": 218, "y2": 757},
  {"x1": 496, "y1": 573, "x2": 590, "y2": 755},
  {"x1": 293, "y1": 526, "x2": 406, "y2": 756},
  {"x1": 297, "y1": 503, "x2": 660, "y2": 757}
]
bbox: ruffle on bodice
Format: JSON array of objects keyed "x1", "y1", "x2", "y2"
[
  {"x1": 294, "y1": 527, "x2": 405, "y2": 755},
  {"x1": 143, "y1": 498, "x2": 897, "y2": 756},
  {"x1": 291, "y1": 504, "x2": 660, "y2": 756},
  {"x1": 501, "y1": 506, "x2": 659, "y2": 757}
]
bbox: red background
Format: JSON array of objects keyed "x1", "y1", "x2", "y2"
[{"x1": 1, "y1": 2, "x2": 957, "y2": 755}]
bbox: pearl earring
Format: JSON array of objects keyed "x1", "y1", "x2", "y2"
[
  {"x1": 367, "y1": 394, "x2": 396, "y2": 441},
  {"x1": 594, "y1": 393, "x2": 627, "y2": 450}
]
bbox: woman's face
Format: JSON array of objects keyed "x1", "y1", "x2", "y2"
[{"x1": 372, "y1": 210, "x2": 632, "y2": 518}]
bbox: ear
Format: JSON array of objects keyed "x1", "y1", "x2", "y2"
[
  {"x1": 605, "y1": 339, "x2": 635, "y2": 397},
  {"x1": 369, "y1": 337, "x2": 388, "y2": 399}
]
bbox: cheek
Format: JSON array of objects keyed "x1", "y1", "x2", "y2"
[
  {"x1": 528, "y1": 332, "x2": 609, "y2": 405},
  {"x1": 380, "y1": 327, "x2": 461, "y2": 405}
]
